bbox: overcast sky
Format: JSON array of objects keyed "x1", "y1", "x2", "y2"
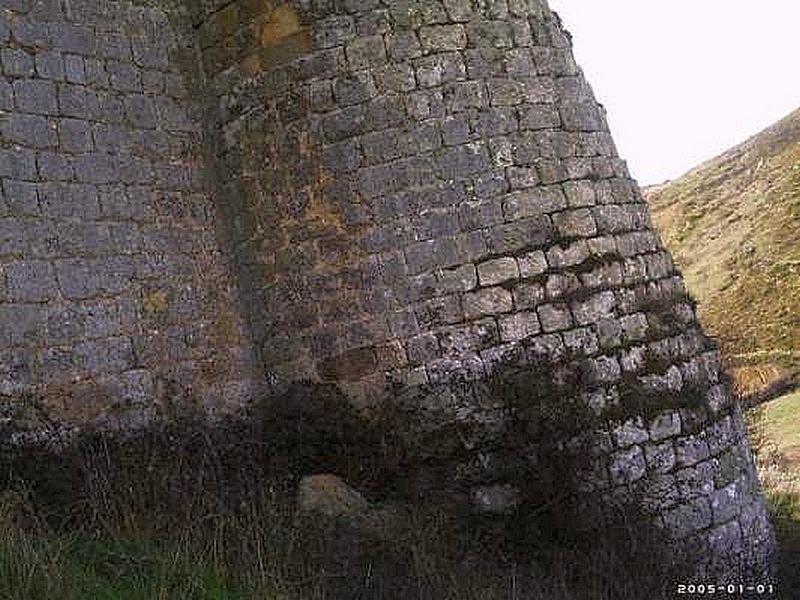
[{"x1": 548, "y1": 1, "x2": 800, "y2": 185}]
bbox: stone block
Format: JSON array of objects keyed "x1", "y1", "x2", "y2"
[
  {"x1": 563, "y1": 180, "x2": 596, "y2": 207},
  {"x1": 675, "y1": 435, "x2": 711, "y2": 468},
  {"x1": 544, "y1": 272, "x2": 579, "y2": 300},
  {"x1": 415, "y1": 295, "x2": 462, "y2": 328},
  {"x1": 386, "y1": 31, "x2": 422, "y2": 60},
  {"x1": 707, "y1": 520, "x2": 744, "y2": 561},
  {"x1": 13, "y1": 79, "x2": 58, "y2": 115},
  {"x1": 419, "y1": 24, "x2": 467, "y2": 52},
  {"x1": 414, "y1": 52, "x2": 466, "y2": 88},
  {"x1": 345, "y1": 35, "x2": 386, "y2": 70},
  {"x1": 560, "y1": 101, "x2": 604, "y2": 131},
  {"x1": 333, "y1": 72, "x2": 377, "y2": 106},
  {"x1": 571, "y1": 290, "x2": 616, "y2": 325},
  {"x1": 503, "y1": 186, "x2": 567, "y2": 219},
  {"x1": 488, "y1": 215, "x2": 554, "y2": 254},
  {"x1": 406, "y1": 332, "x2": 440, "y2": 364},
  {"x1": 563, "y1": 326, "x2": 598, "y2": 356},
  {"x1": 676, "y1": 461, "x2": 718, "y2": 500},
  {"x1": 612, "y1": 416, "x2": 649, "y2": 448},
  {"x1": 711, "y1": 481, "x2": 743, "y2": 525},
  {"x1": 536, "y1": 302, "x2": 572, "y2": 332},
  {"x1": 57, "y1": 83, "x2": 100, "y2": 119},
  {"x1": 59, "y1": 118, "x2": 93, "y2": 152},
  {"x1": 374, "y1": 63, "x2": 416, "y2": 93},
  {"x1": 64, "y1": 54, "x2": 86, "y2": 83},
  {"x1": 518, "y1": 104, "x2": 560, "y2": 130},
  {"x1": 315, "y1": 15, "x2": 356, "y2": 49},
  {"x1": 1, "y1": 48, "x2": 34, "y2": 77},
  {"x1": 645, "y1": 440, "x2": 677, "y2": 474},
  {"x1": 498, "y1": 311, "x2": 540, "y2": 342},
  {"x1": 464, "y1": 287, "x2": 513, "y2": 319},
  {"x1": 546, "y1": 240, "x2": 589, "y2": 268},
  {"x1": 107, "y1": 61, "x2": 141, "y2": 92},
  {"x1": 552, "y1": 208, "x2": 597, "y2": 238},
  {"x1": 6, "y1": 260, "x2": 58, "y2": 302},
  {"x1": 1, "y1": 113, "x2": 56, "y2": 148},
  {"x1": 664, "y1": 497, "x2": 711, "y2": 539},
  {"x1": 124, "y1": 94, "x2": 157, "y2": 129},
  {"x1": 2, "y1": 179, "x2": 39, "y2": 214},
  {"x1": 50, "y1": 23, "x2": 94, "y2": 54},
  {"x1": 516, "y1": 250, "x2": 547, "y2": 278},
  {"x1": 649, "y1": 411, "x2": 681, "y2": 442},
  {"x1": 477, "y1": 257, "x2": 519, "y2": 286},
  {"x1": 609, "y1": 445, "x2": 646, "y2": 485},
  {"x1": 37, "y1": 152, "x2": 74, "y2": 181},
  {"x1": 437, "y1": 318, "x2": 498, "y2": 356}
]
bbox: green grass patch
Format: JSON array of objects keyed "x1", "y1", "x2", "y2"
[
  {"x1": 760, "y1": 392, "x2": 800, "y2": 466},
  {"x1": 0, "y1": 530, "x2": 244, "y2": 600}
]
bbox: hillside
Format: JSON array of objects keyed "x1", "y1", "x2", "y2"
[{"x1": 644, "y1": 108, "x2": 800, "y2": 396}]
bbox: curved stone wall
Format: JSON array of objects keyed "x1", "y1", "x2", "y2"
[
  {"x1": 195, "y1": 0, "x2": 775, "y2": 580},
  {"x1": 0, "y1": 0, "x2": 776, "y2": 581},
  {"x1": 0, "y1": 0, "x2": 259, "y2": 424}
]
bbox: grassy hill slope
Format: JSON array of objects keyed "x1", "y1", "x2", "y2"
[{"x1": 644, "y1": 108, "x2": 800, "y2": 395}]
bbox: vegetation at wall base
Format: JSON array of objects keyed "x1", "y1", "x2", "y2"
[
  {"x1": 746, "y1": 391, "x2": 800, "y2": 597},
  {"x1": 0, "y1": 383, "x2": 692, "y2": 600}
]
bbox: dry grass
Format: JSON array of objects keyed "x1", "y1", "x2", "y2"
[
  {"x1": 747, "y1": 392, "x2": 800, "y2": 595},
  {"x1": 644, "y1": 108, "x2": 800, "y2": 394},
  {"x1": 0, "y1": 384, "x2": 687, "y2": 600}
]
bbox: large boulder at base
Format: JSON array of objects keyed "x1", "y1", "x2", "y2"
[{"x1": 297, "y1": 474, "x2": 370, "y2": 519}]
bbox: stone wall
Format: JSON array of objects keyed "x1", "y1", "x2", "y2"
[
  {"x1": 194, "y1": 0, "x2": 775, "y2": 580},
  {"x1": 0, "y1": 0, "x2": 260, "y2": 425},
  {"x1": 0, "y1": 0, "x2": 776, "y2": 581}
]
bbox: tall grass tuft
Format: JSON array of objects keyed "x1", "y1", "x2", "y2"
[{"x1": 0, "y1": 382, "x2": 688, "y2": 599}]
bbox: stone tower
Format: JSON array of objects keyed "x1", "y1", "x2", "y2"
[{"x1": 0, "y1": 0, "x2": 775, "y2": 580}]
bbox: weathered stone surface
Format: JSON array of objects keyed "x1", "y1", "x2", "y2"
[
  {"x1": 464, "y1": 287, "x2": 513, "y2": 319},
  {"x1": 0, "y1": 0, "x2": 773, "y2": 580},
  {"x1": 0, "y1": 0, "x2": 259, "y2": 422},
  {"x1": 297, "y1": 474, "x2": 370, "y2": 519},
  {"x1": 609, "y1": 445, "x2": 646, "y2": 484},
  {"x1": 471, "y1": 484, "x2": 521, "y2": 514},
  {"x1": 664, "y1": 497, "x2": 713, "y2": 539},
  {"x1": 477, "y1": 257, "x2": 519, "y2": 286}
]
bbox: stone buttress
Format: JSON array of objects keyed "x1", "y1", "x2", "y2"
[{"x1": 191, "y1": 0, "x2": 776, "y2": 580}]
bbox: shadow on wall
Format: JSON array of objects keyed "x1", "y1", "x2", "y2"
[
  {"x1": 0, "y1": 358, "x2": 698, "y2": 599},
  {"x1": 1, "y1": 339, "x2": 772, "y2": 584}
]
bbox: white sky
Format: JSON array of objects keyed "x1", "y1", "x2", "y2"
[{"x1": 548, "y1": 1, "x2": 800, "y2": 185}]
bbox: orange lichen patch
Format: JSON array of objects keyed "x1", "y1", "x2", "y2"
[
  {"x1": 43, "y1": 382, "x2": 111, "y2": 425},
  {"x1": 298, "y1": 130, "x2": 313, "y2": 157},
  {"x1": 260, "y1": 4, "x2": 305, "y2": 47},
  {"x1": 214, "y1": 2, "x2": 241, "y2": 38},
  {"x1": 240, "y1": 0, "x2": 275, "y2": 21},
  {"x1": 305, "y1": 194, "x2": 345, "y2": 234},
  {"x1": 240, "y1": 52, "x2": 263, "y2": 76},
  {"x1": 210, "y1": 308, "x2": 243, "y2": 346},
  {"x1": 199, "y1": 356, "x2": 230, "y2": 385},
  {"x1": 254, "y1": 4, "x2": 312, "y2": 70},
  {"x1": 317, "y1": 347, "x2": 378, "y2": 382},
  {"x1": 143, "y1": 290, "x2": 169, "y2": 313}
]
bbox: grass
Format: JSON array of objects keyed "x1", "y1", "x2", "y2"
[
  {"x1": 0, "y1": 383, "x2": 689, "y2": 600},
  {"x1": 644, "y1": 108, "x2": 800, "y2": 395},
  {"x1": 0, "y1": 530, "x2": 243, "y2": 600},
  {"x1": 748, "y1": 391, "x2": 800, "y2": 596}
]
